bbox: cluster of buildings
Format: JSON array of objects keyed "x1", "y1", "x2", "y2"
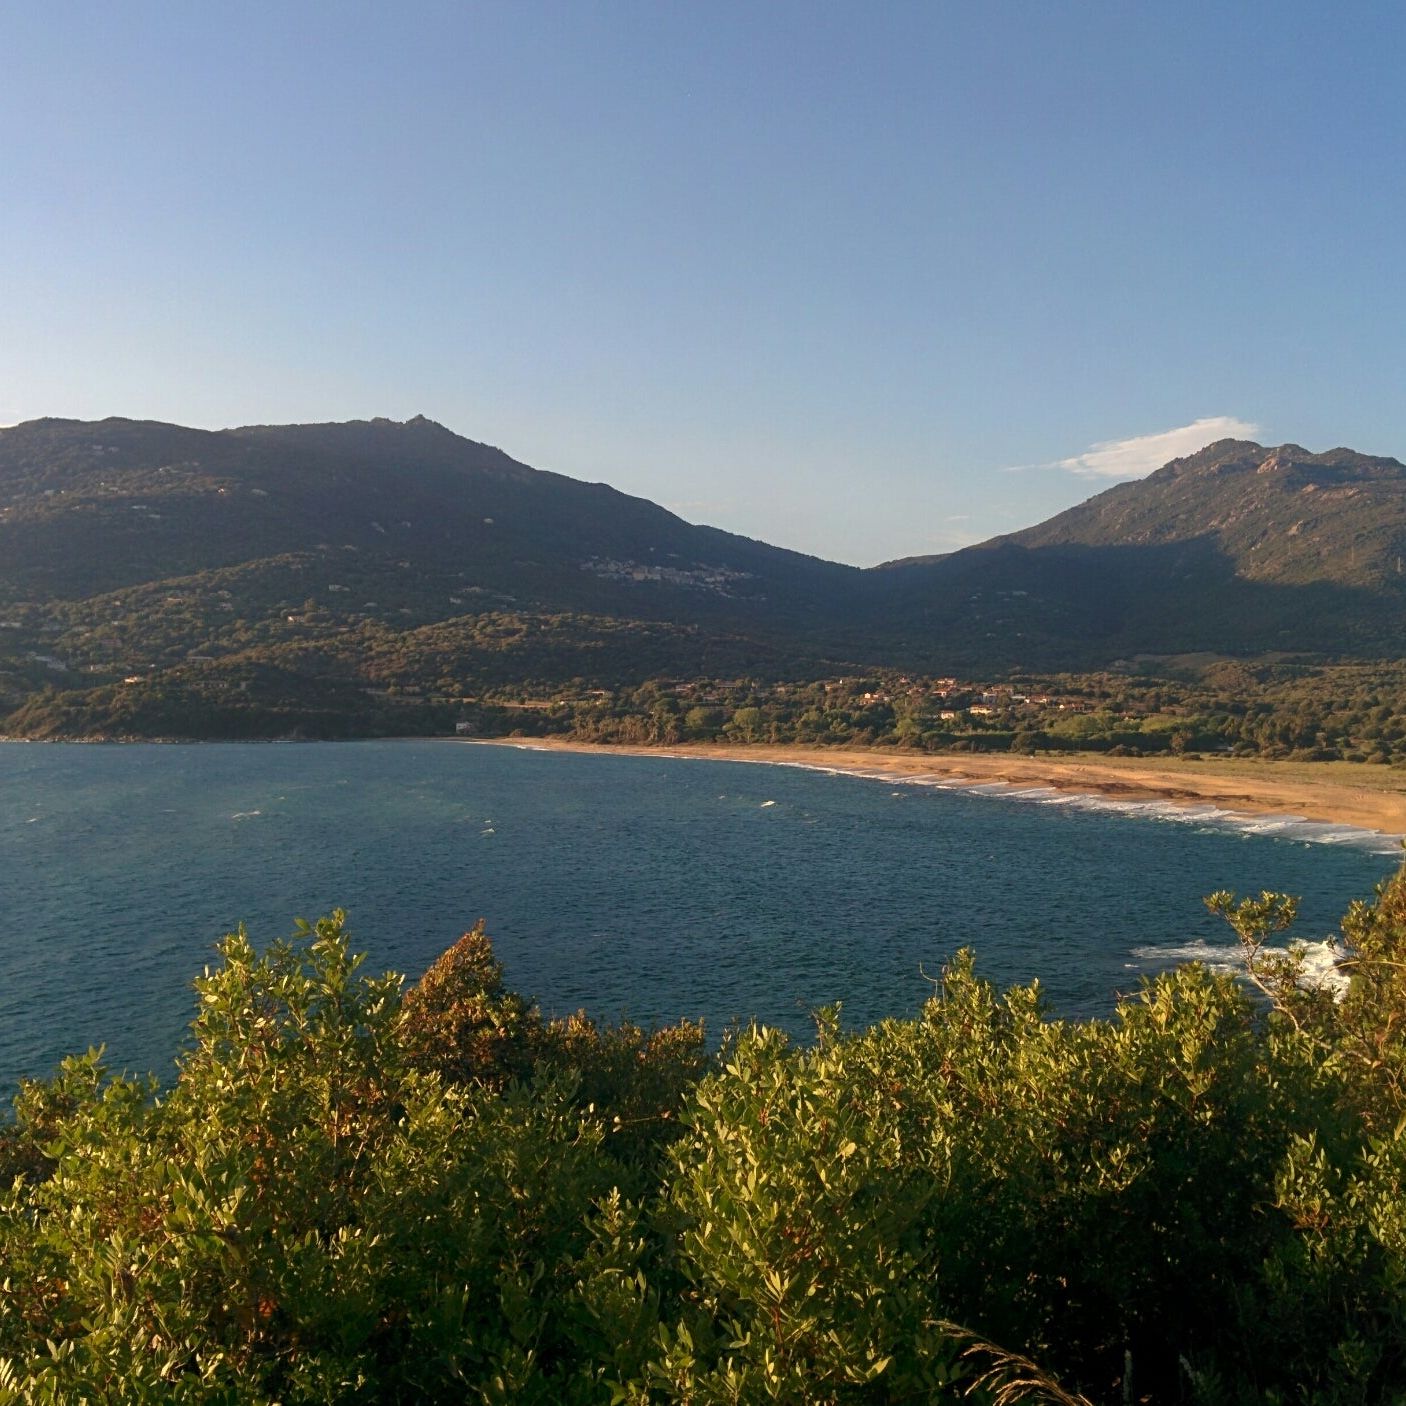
[
  {"x1": 579, "y1": 556, "x2": 754, "y2": 596},
  {"x1": 842, "y1": 676, "x2": 1082, "y2": 721}
]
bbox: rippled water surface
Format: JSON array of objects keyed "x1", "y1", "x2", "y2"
[{"x1": 1, "y1": 740, "x2": 1397, "y2": 1090}]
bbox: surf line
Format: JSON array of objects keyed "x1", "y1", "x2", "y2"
[
  {"x1": 766, "y1": 759, "x2": 1406, "y2": 857},
  {"x1": 474, "y1": 740, "x2": 1405, "y2": 856}
]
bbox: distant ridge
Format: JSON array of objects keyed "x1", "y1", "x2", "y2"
[
  {"x1": 872, "y1": 439, "x2": 1406, "y2": 663},
  {"x1": 0, "y1": 413, "x2": 855, "y2": 611},
  {"x1": 3, "y1": 419, "x2": 1406, "y2": 735}
]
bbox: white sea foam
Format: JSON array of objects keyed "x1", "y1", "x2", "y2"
[
  {"x1": 901, "y1": 779, "x2": 1406, "y2": 855},
  {"x1": 1293, "y1": 940, "x2": 1353, "y2": 996},
  {"x1": 1127, "y1": 939, "x2": 1245, "y2": 975},
  {"x1": 1129, "y1": 937, "x2": 1352, "y2": 997}
]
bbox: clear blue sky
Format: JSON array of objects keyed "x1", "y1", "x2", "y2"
[{"x1": 4, "y1": 2, "x2": 1403, "y2": 564}]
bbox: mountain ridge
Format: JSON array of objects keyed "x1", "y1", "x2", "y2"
[
  {"x1": 880, "y1": 438, "x2": 1406, "y2": 572},
  {"x1": 0, "y1": 413, "x2": 857, "y2": 613},
  {"x1": 4, "y1": 417, "x2": 1406, "y2": 735}
]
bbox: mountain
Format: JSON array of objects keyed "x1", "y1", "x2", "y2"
[
  {"x1": 3, "y1": 420, "x2": 1406, "y2": 736},
  {"x1": 0, "y1": 414, "x2": 858, "y2": 625},
  {"x1": 873, "y1": 439, "x2": 1406, "y2": 663},
  {"x1": 0, "y1": 415, "x2": 887, "y2": 718}
]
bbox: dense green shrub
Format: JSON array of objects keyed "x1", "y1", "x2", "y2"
[
  {"x1": 5, "y1": 870, "x2": 1406, "y2": 1402},
  {"x1": 0, "y1": 918, "x2": 630, "y2": 1402}
]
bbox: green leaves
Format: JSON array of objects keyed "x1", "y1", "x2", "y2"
[
  {"x1": 7, "y1": 879, "x2": 1406, "y2": 1401},
  {"x1": 662, "y1": 1023, "x2": 958, "y2": 1399}
]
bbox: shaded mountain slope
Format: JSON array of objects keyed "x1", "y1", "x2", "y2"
[
  {"x1": 870, "y1": 440, "x2": 1406, "y2": 664},
  {"x1": 0, "y1": 415, "x2": 859, "y2": 628},
  {"x1": 0, "y1": 415, "x2": 879, "y2": 731},
  {"x1": 5, "y1": 422, "x2": 1406, "y2": 737}
]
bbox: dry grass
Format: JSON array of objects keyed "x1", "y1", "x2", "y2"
[{"x1": 934, "y1": 1321, "x2": 1096, "y2": 1406}]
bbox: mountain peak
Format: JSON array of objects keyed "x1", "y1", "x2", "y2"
[
  {"x1": 1148, "y1": 439, "x2": 1406, "y2": 489},
  {"x1": 1155, "y1": 438, "x2": 1265, "y2": 479},
  {"x1": 365, "y1": 410, "x2": 441, "y2": 427},
  {"x1": 365, "y1": 413, "x2": 448, "y2": 431}
]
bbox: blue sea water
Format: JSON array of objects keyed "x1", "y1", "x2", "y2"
[{"x1": 0, "y1": 739, "x2": 1399, "y2": 1092}]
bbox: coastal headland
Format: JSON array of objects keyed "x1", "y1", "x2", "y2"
[{"x1": 478, "y1": 738, "x2": 1406, "y2": 840}]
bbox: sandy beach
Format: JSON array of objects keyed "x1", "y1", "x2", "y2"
[{"x1": 478, "y1": 738, "x2": 1406, "y2": 841}]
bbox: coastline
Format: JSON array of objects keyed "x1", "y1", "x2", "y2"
[
  {"x1": 9, "y1": 729, "x2": 1406, "y2": 843},
  {"x1": 475, "y1": 738, "x2": 1406, "y2": 842}
]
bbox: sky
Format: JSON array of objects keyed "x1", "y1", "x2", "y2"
[{"x1": 3, "y1": 2, "x2": 1403, "y2": 565}]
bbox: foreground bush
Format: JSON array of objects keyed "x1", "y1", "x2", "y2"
[{"x1": 2, "y1": 869, "x2": 1406, "y2": 1403}]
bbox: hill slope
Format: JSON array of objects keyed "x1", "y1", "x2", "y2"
[
  {"x1": 4, "y1": 422, "x2": 1406, "y2": 735},
  {"x1": 0, "y1": 414, "x2": 858, "y2": 623},
  {"x1": 872, "y1": 440, "x2": 1406, "y2": 663},
  {"x1": 0, "y1": 415, "x2": 881, "y2": 732}
]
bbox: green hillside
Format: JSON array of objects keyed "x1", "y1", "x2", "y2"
[
  {"x1": 874, "y1": 440, "x2": 1406, "y2": 664},
  {"x1": 4, "y1": 420, "x2": 1406, "y2": 737}
]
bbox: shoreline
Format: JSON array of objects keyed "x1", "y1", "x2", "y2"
[
  {"x1": 8, "y1": 730, "x2": 1406, "y2": 844},
  {"x1": 475, "y1": 738, "x2": 1406, "y2": 843}
]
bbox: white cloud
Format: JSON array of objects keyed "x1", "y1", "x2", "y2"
[{"x1": 1051, "y1": 416, "x2": 1261, "y2": 480}]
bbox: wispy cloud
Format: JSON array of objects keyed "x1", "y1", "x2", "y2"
[
  {"x1": 1059, "y1": 417, "x2": 1261, "y2": 479},
  {"x1": 913, "y1": 522, "x2": 981, "y2": 554},
  {"x1": 1010, "y1": 416, "x2": 1261, "y2": 481}
]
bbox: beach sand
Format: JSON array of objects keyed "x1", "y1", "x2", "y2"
[{"x1": 476, "y1": 738, "x2": 1406, "y2": 841}]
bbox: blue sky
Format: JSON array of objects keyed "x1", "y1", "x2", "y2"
[{"x1": 3, "y1": 2, "x2": 1403, "y2": 564}]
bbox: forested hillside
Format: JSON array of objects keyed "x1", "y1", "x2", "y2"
[{"x1": 5, "y1": 419, "x2": 1406, "y2": 739}]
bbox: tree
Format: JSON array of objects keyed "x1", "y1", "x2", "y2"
[
  {"x1": 725, "y1": 705, "x2": 763, "y2": 742},
  {"x1": 399, "y1": 919, "x2": 542, "y2": 1088}
]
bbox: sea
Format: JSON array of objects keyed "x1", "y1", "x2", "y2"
[{"x1": 1, "y1": 739, "x2": 1400, "y2": 1093}]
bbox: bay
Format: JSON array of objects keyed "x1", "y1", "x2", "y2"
[{"x1": 0, "y1": 739, "x2": 1397, "y2": 1093}]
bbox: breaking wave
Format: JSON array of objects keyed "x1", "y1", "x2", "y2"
[
  {"x1": 769, "y1": 761, "x2": 1404, "y2": 856},
  {"x1": 1128, "y1": 936, "x2": 1352, "y2": 998}
]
